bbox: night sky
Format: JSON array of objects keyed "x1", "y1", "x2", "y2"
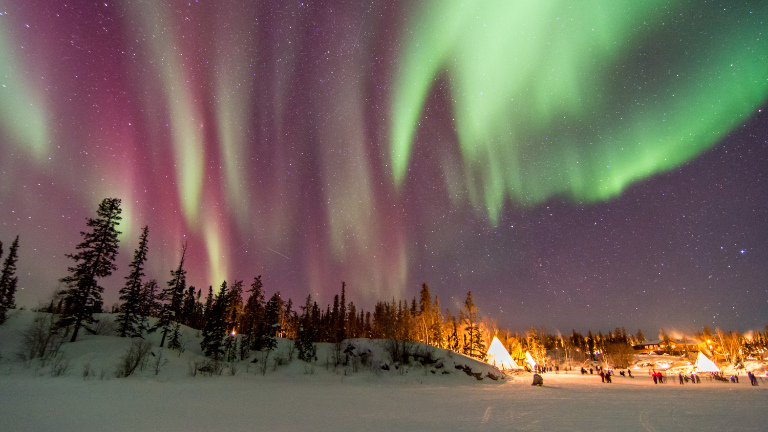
[{"x1": 1, "y1": 1, "x2": 766, "y2": 334}]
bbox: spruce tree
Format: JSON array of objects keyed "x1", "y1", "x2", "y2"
[
  {"x1": 181, "y1": 285, "x2": 202, "y2": 329},
  {"x1": 116, "y1": 226, "x2": 149, "y2": 337},
  {"x1": 201, "y1": 286, "x2": 214, "y2": 348},
  {"x1": 635, "y1": 329, "x2": 646, "y2": 344},
  {"x1": 58, "y1": 198, "x2": 122, "y2": 342},
  {"x1": 259, "y1": 292, "x2": 281, "y2": 351},
  {"x1": 330, "y1": 294, "x2": 340, "y2": 342},
  {"x1": 296, "y1": 294, "x2": 317, "y2": 361},
  {"x1": 587, "y1": 331, "x2": 595, "y2": 360},
  {"x1": 282, "y1": 298, "x2": 297, "y2": 340},
  {"x1": 430, "y1": 296, "x2": 444, "y2": 348},
  {"x1": 227, "y1": 280, "x2": 244, "y2": 333},
  {"x1": 0, "y1": 236, "x2": 19, "y2": 324},
  {"x1": 346, "y1": 302, "x2": 357, "y2": 338},
  {"x1": 240, "y1": 275, "x2": 265, "y2": 356},
  {"x1": 181, "y1": 285, "x2": 196, "y2": 327},
  {"x1": 337, "y1": 282, "x2": 346, "y2": 342},
  {"x1": 527, "y1": 326, "x2": 546, "y2": 367},
  {"x1": 447, "y1": 311, "x2": 460, "y2": 352},
  {"x1": 418, "y1": 283, "x2": 432, "y2": 344},
  {"x1": 201, "y1": 281, "x2": 229, "y2": 359},
  {"x1": 139, "y1": 279, "x2": 160, "y2": 319},
  {"x1": 224, "y1": 280, "x2": 243, "y2": 361},
  {"x1": 461, "y1": 292, "x2": 485, "y2": 359},
  {"x1": 203, "y1": 286, "x2": 214, "y2": 317},
  {"x1": 158, "y1": 243, "x2": 187, "y2": 348}
]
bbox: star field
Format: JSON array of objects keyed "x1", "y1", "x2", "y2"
[{"x1": 0, "y1": 0, "x2": 766, "y2": 333}]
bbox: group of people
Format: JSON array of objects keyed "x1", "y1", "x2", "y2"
[
  {"x1": 677, "y1": 372, "x2": 702, "y2": 384},
  {"x1": 534, "y1": 365, "x2": 763, "y2": 387},
  {"x1": 651, "y1": 370, "x2": 665, "y2": 384},
  {"x1": 599, "y1": 369, "x2": 612, "y2": 383},
  {"x1": 578, "y1": 365, "x2": 634, "y2": 381}
]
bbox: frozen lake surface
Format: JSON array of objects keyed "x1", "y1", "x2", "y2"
[{"x1": 2, "y1": 371, "x2": 766, "y2": 431}]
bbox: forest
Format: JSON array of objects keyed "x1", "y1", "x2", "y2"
[{"x1": 2, "y1": 197, "x2": 767, "y2": 371}]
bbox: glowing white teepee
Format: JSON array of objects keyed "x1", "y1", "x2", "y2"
[
  {"x1": 694, "y1": 351, "x2": 720, "y2": 372},
  {"x1": 486, "y1": 336, "x2": 520, "y2": 370},
  {"x1": 525, "y1": 351, "x2": 537, "y2": 370}
]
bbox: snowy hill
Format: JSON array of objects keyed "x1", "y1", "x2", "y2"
[
  {"x1": 0, "y1": 309, "x2": 505, "y2": 383},
  {"x1": 3, "y1": 309, "x2": 768, "y2": 431}
]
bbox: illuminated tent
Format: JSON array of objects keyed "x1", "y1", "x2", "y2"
[
  {"x1": 694, "y1": 351, "x2": 720, "y2": 373},
  {"x1": 525, "y1": 351, "x2": 537, "y2": 370},
  {"x1": 486, "y1": 337, "x2": 521, "y2": 370}
]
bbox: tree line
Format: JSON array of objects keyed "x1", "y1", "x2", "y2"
[
  {"x1": 3, "y1": 197, "x2": 768, "y2": 370},
  {"x1": 31, "y1": 198, "x2": 487, "y2": 362},
  {"x1": 0, "y1": 235, "x2": 20, "y2": 325}
]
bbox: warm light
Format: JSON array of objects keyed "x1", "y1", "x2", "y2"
[{"x1": 231, "y1": 329, "x2": 236, "y2": 336}]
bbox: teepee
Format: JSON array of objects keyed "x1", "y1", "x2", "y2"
[
  {"x1": 486, "y1": 337, "x2": 520, "y2": 370},
  {"x1": 694, "y1": 351, "x2": 720, "y2": 372},
  {"x1": 525, "y1": 351, "x2": 537, "y2": 370}
]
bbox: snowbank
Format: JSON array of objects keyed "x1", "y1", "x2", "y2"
[{"x1": 2, "y1": 310, "x2": 767, "y2": 431}]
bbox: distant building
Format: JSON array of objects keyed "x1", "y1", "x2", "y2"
[{"x1": 633, "y1": 339, "x2": 698, "y2": 355}]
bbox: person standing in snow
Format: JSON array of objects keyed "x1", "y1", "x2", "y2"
[
  {"x1": 652, "y1": 370, "x2": 658, "y2": 384},
  {"x1": 600, "y1": 370, "x2": 605, "y2": 383},
  {"x1": 678, "y1": 372, "x2": 684, "y2": 384}
]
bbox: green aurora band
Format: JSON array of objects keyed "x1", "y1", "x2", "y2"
[
  {"x1": 391, "y1": 0, "x2": 768, "y2": 224},
  {"x1": 0, "y1": 10, "x2": 49, "y2": 160}
]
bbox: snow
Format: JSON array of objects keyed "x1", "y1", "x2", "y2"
[{"x1": 2, "y1": 310, "x2": 768, "y2": 431}]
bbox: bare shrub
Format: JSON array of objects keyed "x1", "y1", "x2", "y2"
[
  {"x1": 349, "y1": 347, "x2": 372, "y2": 374},
  {"x1": 332, "y1": 341, "x2": 344, "y2": 367},
  {"x1": 82, "y1": 362, "x2": 93, "y2": 379},
  {"x1": 90, "y1": 316, "x2": 116, "y2": 336},
  {"x1": 170, "y1": 331, "x2": 188, "y2": 355},
  {"x1": 153, "y1": 350, "x2": 168, "y2": 375},
  {"x1": 272, "y1": 348, "x2": 291, "y2": 369},
  {"x1": 115, "y1": 339, "x2": 153, "y2": 378},
  {"x1": 227, "y1": 362, "x2": 238, "y2": 376},
  {"x1": 383, "y1": 339, "x2": 415, "y2": 365},
  {"x1": 50, "y1": 355, "x2": 70, "y2": 377},
  {"x1": 413, "y1": 346, "x2": 438, "y2": 366},
  {"x1": 16, "y1": 312, "x2": 65, "y2": 364},
  {"x1": 258, "y1": 350, "x2": 271, "y2": 376},
  {"x1": 193, "y1": 359, "x2": 223, "y2": 376},
  {"x1": 286, "y1": 342, "x2": 296, "y2": 362}
]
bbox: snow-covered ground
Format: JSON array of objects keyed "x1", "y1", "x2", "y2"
[{"x1": 1, "y1": 310, "x2": 767, "y2": 431}]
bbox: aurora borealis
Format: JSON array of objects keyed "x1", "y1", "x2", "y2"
[{"x1": 1, "y1": 0, "x2": 766, "y2": 332}]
